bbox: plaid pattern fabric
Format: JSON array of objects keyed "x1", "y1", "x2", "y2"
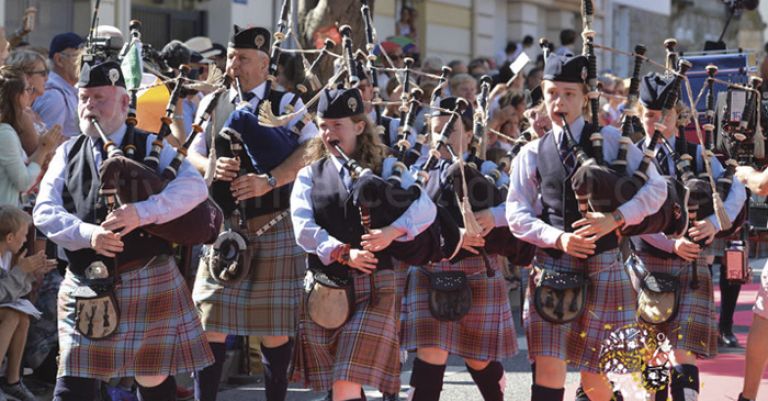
[
  {"x1": 23, "y1": 270, "x2": 63, "y2": 369},
  {"x1": 637, "y1": 252, "x2": 718, "y2": 358},
  {"x1": 193, "y1": 217, "x2": 304, "y2": 336},
  {"x1": 524, "y1": 249, "x2": 637, "y2": 373},
  {"x1": 400, "y1": 255, "x2": 518, "y2": 362},
  {"x1": 292, "y1": 269, "x2": 403, "y2": 394},
  {"x1": 57, "y1": 256, "x2": 213, "y2": 380}
]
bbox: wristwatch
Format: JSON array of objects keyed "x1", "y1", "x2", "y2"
[
  {"x1": 611, "y1": 209, "x2": 625, "y2": 226},
  {"x1": 265, "y1": 172, "x2": 278, "y2": 188}
]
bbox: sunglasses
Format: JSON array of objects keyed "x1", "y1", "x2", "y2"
[
  {"x1": 27, "y1": 69, "x2": 47, "y2": 77},
  {"x1": 23, "y1": 86, "x2": 34, "y2": 94}
]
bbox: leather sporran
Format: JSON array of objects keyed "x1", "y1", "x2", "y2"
[
  {"x1": 72, "y1": 262, "x2": 119, "y2": 340},
  {"x1": 637, "y1": 272, "x2": 680, "y2": 325},
  {"x1": 206, "y1": 229, "x2": 254, "y2": 286},
  {"x1": 423, "y1": 269, "x2": 472, "y2": 322},
  {"x1": 533, "y1": 266, "x2": 588, "y2": 324},
  {"x1": 306, "y1": 271, "x2": 355, "y2": 330}
]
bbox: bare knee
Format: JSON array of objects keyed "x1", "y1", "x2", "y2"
[
  {"x1": 204, "y1": 331, "x2": 227, "y2": 343},
  {"x1": 332, "y1": 380, "x2": 362, "y2": 401},
  {"x1": 580, "y1": 372, "x2": 613, "y2": 401},
  {"x1": 416, "y1": 347, "x2": 449, "y2": 366},
  {"x1": 135, "y1": 375, "x2": 168, "y2": 388},
  {"x1": 672, "y1": 349, "x2": 697, "y2": 366},
  {"x1": 261, "y1": 335, "x2": 289, "y2": 348},
  {"x1": 534, "y1": 356, "x2": 566, "y2": 388},
  {"x1": 16, "y1": 314, "x2": 29, "y2": 330},
  {"x1": 465, "y1": 359, "x2": 490, "y2": 371}
]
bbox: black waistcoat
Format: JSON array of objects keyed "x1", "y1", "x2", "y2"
[
  {"x1": 633, "y1": 139, "x2": 700, "y2": 259},
  {"x1": 306, "y1": 158, "x2": 393, "y2": 279},
  {"x1": 537, "y1": 123, "x2": 618, "y2": 258},
  {"x1": 61, "y1": 128, "x2": 171, "y2": 275}
]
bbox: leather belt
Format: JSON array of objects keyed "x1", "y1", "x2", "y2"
[
  {"x1": 244, "y1": 210, "x2": 290, "y2": 237},
  {"x1": 117, "y1": 254, "x2": 169, "y2": 275}
]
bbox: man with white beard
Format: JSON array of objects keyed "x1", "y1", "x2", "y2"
[{"x1": 33, "y1": 60, "x2": 213, "y2": 401}]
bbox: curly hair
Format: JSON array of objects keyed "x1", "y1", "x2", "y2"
[
  {"x1": 0, "y1": 66, "x2": 27, "y2": 132},
  {"x1": 304, "y1": 113, "x2": 388, "y2": 174}
]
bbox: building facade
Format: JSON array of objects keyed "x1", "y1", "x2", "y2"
[{"x1": 0, "y1": 0, "x2": 763, "y2": 76}]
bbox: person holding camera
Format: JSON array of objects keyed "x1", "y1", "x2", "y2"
[{"x1": 735, "y1": 165, "x2": 768, "y2": 401}]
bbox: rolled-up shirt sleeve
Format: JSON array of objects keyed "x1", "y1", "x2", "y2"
[
  {"x1": 133, "y1": 137, "x2": 208, "y2": 225},
  {"x1": 506, "y1": 141, "x2": 564, "y2": 248},
  {"x1": 388, "y1": 187, "x2": 436, "y2": 240},
  {"x1": 638, "y1": 232, "x2": 676, "y2": 254},
  {"x1": 618, "y1": 134, "x2": 667, "y2": 226},
  {"x1": 290, "y1": 166, "x2": 344, "y2": 265}
]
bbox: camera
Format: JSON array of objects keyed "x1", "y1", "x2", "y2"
[
  {"x1": 81, "y1": 35, "x2": 124, "y2": 65},
  {"x1": 722, "y1": 0, "x2": 760, "y2": 10}
]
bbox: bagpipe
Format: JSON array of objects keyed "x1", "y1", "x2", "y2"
[
  {"x1": 565, "y1": 12, "x2": 690, "y2": 238},
  {"x1": 87, "y1": 21, "x2": 224, "y2": 247},
  {"x1": 418, "y1": 98, "x2": 535, "y2": 266}
]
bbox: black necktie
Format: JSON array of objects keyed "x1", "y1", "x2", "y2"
[
  {"x1": 93, "y1": 137, "x2": 108, "y2": 161},
  {"x1": 237, "y1": 91, "x2": 256, "y2": 104},
  {"x1": 655, "y1": 147, "x2": 670, "y2": 176},
  {"x1": 559, "y1": 132, "x2": 575, "y2": 171}
]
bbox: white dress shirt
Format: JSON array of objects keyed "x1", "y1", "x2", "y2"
[
  {"x1": 290, "y1": 156, "x2": 436, "y2": 266},
  {"x1": 33, "y1": 124, "x2": 208, "y2": 256},
  {"x1": 506, "y1": 117, "x2": 668, "y2": 249}
]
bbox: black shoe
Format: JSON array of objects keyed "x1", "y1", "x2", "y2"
[
  {"x1": 719, "y1": 329, "x2": 741, "y2": 348},
  {"x1": 381, "y1": 392, "x2": 400, "y2": 401},
  {"x1": 313, "y1": 390, "x2": 332, "y2": 401}
]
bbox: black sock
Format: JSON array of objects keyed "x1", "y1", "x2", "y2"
[
  {"x1": 466, "y1": 361, "x2": 504, "y2": 401},
  {"x1": 261, "y1": 339, "x2": 293, "y2": 401},
  {"x1": 670, "y1": 364, "x2": 699, "y2": 401},
  {"x1": 194, "y1": 342, "x2": 227, "y2": 401},
  {"x1": 410, "y1": 358, "x2": 446, "y2": 401},
  {"x1": 575, "y1": 385, "x2": 590, "y2": 400},
  {"x1": 655, "y1": 382, "x2": 668, "y2": 401},
  {"x1": 531, "y1": 384, "x2": 564, "y2": 401},
  {"x1": 719, "y1": 263, "x2": 742, "y2": 331},
  {"x1": 137, "y1": 376, "x2": 176, "y2": 401},
  {"x1": 53, "y1": 376, "x2": 99, "y2": 401}
]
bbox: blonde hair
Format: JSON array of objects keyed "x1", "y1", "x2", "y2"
[
  {"x1": 0, "y1": 205, "x2": 31, "y2": 239},
  {"x1": 305, "y1": 113, "x2": 388, "y2": 174}
]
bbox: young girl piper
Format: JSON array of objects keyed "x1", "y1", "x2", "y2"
[
  {"x1": 506, "y1": 53, "x2": 668, "y2": 401},
  {"x1": 290, "y1": 87, "x2": 436, "y2": 401},
  {"x1": 401, "y1": 96, "x2": 518, "y2": 401}
]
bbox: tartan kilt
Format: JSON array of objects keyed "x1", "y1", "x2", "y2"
[
  {"x1": 292, "y1": 269, "x2": 403, "y2": 394},
  {"x1": 400, "y1": 255, "x2": 518, "y2": 362},
  {"x1": 192, "y1": 216, "x2": 304, "y2": 336},
  {"x1": 57, "y1": 256, "x2": 213, "y2": 380},
  {"x1": 524, "y1": 249, "x2": 636, "y2": 373},
  {"x1": 636, "y1": 251, "x2": 718, "y2": 358}
]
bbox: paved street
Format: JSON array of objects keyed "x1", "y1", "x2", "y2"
[{"x1": 211, "y1": 259, "x2": 768, "y2": 401}]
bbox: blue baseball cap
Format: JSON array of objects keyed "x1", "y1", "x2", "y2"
[{"x1": 49, "y1": 32, "x2": 84, "y2": 59}]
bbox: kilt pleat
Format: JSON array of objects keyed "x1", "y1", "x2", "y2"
[
  {"x1": 636, "y1": 252, "x2": 718, "y2": 358},
  {"x1": 400, "y1": 255, "x2": 518, "y2": 362},
  {"x1": 57, "y1": 256, "x2": 213, "y2": 380},
  {"x1": 524, "y1": 249, "x2": 636, "y2": 373},
  {"x1": 292, "y1": 269, "x2": 403, "y2": 394},
  {"x1": 192, "y1": 217, "x2": 304, "y2": 336}
]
